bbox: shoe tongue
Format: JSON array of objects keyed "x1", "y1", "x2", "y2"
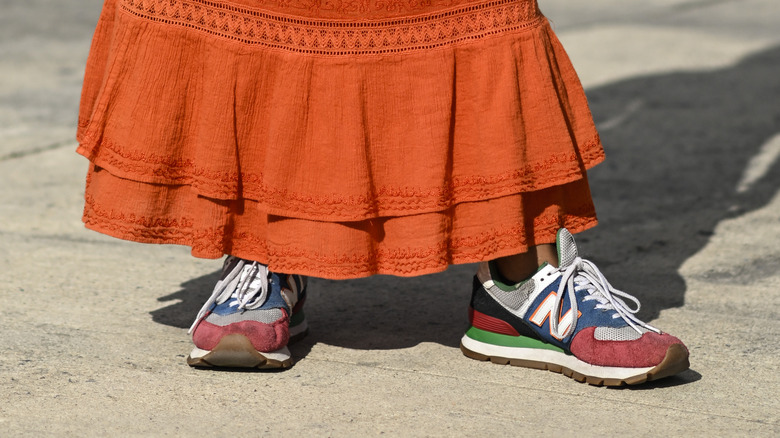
[{"x1": 556, "y1": 228, "x2": 579, "y2": 269}]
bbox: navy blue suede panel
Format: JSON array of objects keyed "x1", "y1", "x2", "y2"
[{"x1": 469, "y1": 276, "x2": 546, "y2": 342}]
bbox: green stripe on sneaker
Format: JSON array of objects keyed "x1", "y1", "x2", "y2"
[
  {"x1": 464, "y1": 327, "x2": 565, "y2": 352},
  {"x1": 290, "y1": 310, "x2": 306, "y2": 327}
]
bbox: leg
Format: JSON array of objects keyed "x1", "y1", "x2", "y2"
[{"x1": 494, "y1": 244, "x2": 558, "y2": 284}]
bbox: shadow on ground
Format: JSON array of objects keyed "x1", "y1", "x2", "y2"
[
  {"x1": 582, "y1": 44, "x2": 780, "y2": 319},
  {"x1": 152, "y1": 46, "x2": 780, "y2": 357},
  {"x1": 151, "y1": 265, "x2": 474, "y2": 349}
]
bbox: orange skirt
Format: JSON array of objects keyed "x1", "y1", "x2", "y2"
[{"x1": 77, "y1": 0, "x2": 604, "y2": 279}]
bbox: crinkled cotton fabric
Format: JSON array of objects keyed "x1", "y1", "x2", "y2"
[{"x1": 77, "y1": 0, "x2": 604, "y2": 278}]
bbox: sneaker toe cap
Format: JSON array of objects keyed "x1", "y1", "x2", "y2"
[
  {"x1": 570, "y1": 326, "x2": 688, "y2": 368},
  {"x1": 193, "y1": 316, "x2": 290, "y2": 352}
]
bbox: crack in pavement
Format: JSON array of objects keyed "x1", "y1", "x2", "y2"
[
  {"x1": 0, "y1": 139, "x2": 75, "y2": 162},
  {"x1": 674, "y1": 0, "x2": 740, "y2": 13}
]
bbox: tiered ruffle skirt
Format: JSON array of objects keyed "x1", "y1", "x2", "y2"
[{"x1": 77, "y1": 0, "x2": 604, "y2": 279}]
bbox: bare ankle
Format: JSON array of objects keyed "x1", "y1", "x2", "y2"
[{"x1": 493, "y1": 244, "x2": 558, "y2": 284}]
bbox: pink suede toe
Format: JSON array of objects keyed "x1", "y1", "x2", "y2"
[
  {"x1": 193, "y1": 315, "x2": 290, "y2": 352},
  {"x1": 570, "y1": 326, "x2": 687, "y2": 368}
]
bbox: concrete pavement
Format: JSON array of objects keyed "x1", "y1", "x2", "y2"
[{"x1": 1, "y1": 0, "x2": 778, "y2": 435}]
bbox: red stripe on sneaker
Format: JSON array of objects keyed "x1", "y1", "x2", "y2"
[
  {"x1": 292, "y1": 296, "x2": 306, "y2": 314},
  {"x1": 468, "y1": 307, "x2": 520, "y2": 336}
]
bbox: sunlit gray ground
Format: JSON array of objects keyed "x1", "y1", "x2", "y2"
[{"x1": 1, "y1": 0, "x2": 778, "y2": 435}]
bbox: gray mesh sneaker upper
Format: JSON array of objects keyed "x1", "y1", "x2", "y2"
[
  {"x1": 594, "y1": 325, "x2": 647, "y2": 341},
  {"x1": 205, "y1": 308, "x2": 284, "y2": 326},
  {"x1": 476, "y1": 229, "x2": 663, "y2": 342},
  {"x1": 556, "y1": 228, "x2": 579, "y2": 269},
  {"x1": 477, "y1": 262, "x2": 536, "y2": 316},
  {"x1": 189, "y1": 256, "x2": 290, "y2": 334}
]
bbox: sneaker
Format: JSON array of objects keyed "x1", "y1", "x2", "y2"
[
  {"x1": 187, "y1": 256, "x2": 308, "y2": 369},
  {"x1": 461, "y1": 229, "x2": 689, "y2": 386}
]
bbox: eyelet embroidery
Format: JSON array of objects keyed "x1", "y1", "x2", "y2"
[
  {"x1": 78, "y1": 130, "x2": 604, "y2": 220},
  {"x1": 119, "y1": 0, "x2": 543, "y2": 55}
]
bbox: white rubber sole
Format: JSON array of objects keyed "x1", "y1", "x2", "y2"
[
  {"x1": 189, "y1": 344, "x2": 291, "y2": 363},
  {"x1": 187, "y1": 333, "x2": 293, "y2": 369}
]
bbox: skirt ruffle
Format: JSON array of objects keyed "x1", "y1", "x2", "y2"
[
  {"x1": 77, "y1": 0, "x2": 604, "y2": 278},
  {"x1": 84, "y1": 165, "x2": 598, "y2": 278}
]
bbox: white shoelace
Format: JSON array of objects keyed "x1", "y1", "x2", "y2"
[
  {"x1": 188, "y1": 258, "x2": 271, "y2": 334},
  {"x1": 549, "y1": 256, "x2": 661, "y2": 339}
]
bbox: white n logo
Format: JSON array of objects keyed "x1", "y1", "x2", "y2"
[{"x1": 528, "y1": 291, "x2": 579, "y2": 340}]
